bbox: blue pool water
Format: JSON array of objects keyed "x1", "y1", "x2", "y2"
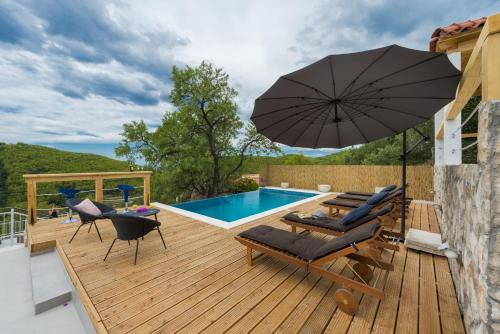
[{"x1": 173, "y1": 188, "x2": 318, "y2": 222}]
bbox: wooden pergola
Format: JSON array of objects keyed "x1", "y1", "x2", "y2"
[{"x1": 435, "y1": 13, "x2": 500, "y2": 141}]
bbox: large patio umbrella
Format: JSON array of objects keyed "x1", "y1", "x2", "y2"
[{"x1": 251, "y1": 45, "x2": 461, "y2": 237}]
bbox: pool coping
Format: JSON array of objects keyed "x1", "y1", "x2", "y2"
[{"x1": 152, "y1": 187, "x2": 333, "y2": 229}]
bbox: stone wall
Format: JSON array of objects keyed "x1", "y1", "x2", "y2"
[{"x1": 434, "y1": 101, "x2": 500, "y2": 333}]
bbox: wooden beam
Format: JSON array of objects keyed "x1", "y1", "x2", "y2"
[
  {"x1": 436, "y1": 28, "x2": 482, "y2": 53},
  {"x1": 143, "y1": 174, "x2": 151, "y2": 206},
  {"x1": 482, "y1": 31, "x2": 500, "y2": 100},
  {"x1": 27, "y1": 180, "x2": 37, "y2": 225},
  {"x1": 95, "y1": 177, "x2": 103, "y2": 202},
  {"x1": 23, "y1": 171, "x2": 152, "y2": 183},
  {"x1": 436, "y1": 122, "x2": 444, "y2": 139},
  {"x1": 462, "y1": 133, "x2": 478, "y2": 138}
]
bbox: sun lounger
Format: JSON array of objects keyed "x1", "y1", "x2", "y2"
[
  {"x1": 343, "y1": 184, "x2": 398, "y2": 197},
  {"x1": 321, "y1": 188, "x2": 406, "y2": 217},
  {"x1": 336, "y1": 186, "x2": 401, "y2": 201},
  {"x1": 280, "y1": 204, "x2": 402, "y2": 246},
  {"x1": 235, "y1": 220, "x2": 394, "y2": 315}
]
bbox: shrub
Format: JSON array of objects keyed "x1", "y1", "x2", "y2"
[{"x1": 231, "y1": 177, "x2": 259, "y2": 193}]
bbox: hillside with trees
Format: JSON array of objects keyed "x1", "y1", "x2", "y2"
[{"x1": 0, "y1": 143, "x2": 131, "y2": 209}]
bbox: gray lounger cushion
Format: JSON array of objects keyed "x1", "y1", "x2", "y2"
[{"x1": 239, "y1": 221, "x2": 381, "y2": 261}]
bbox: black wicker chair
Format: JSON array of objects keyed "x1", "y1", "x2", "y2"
[
  {"x1": 66, "y1": 198, "x2": 116, "y2": 243},
  {"x1": 103, "y1": 213, "x2": 166, "y2": 265}
]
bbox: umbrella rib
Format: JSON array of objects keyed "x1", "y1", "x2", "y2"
[
  {"x1": 343, "y1": 73, "x2": 462, "y2": 100},
  {"x1": 346, "y1": 100, "x2": 428, "y2": 120},
  {"x1": 313, "y1": 104, "x2": 334, "y2": 148},
  {"x1": 281, "y1": 76, "x2": 333, "y2": 100},
  {"x1": 257, "y1": 102, "x2": 329, "y2": 133},
  {"x1": 342, "y1": 101, "x2": 398, "y2": 134},
  {"x1": 336, "y1": 121, "x2": 341, "y2": 148},
  {"x1": 345, "y1": 96, "x2": 457, "y2": 101},
  {"x1": 290, "y1": 104, "x2": 331, "y2": 147},
  {"x1": 271, "y1": 104, "x2": 329, "y2": 142},
  {"x1": 338, "y1": 45, "x2": 394, "y2": 99},
  {"x1": 340, "y1": 104, "x2": 369, "y2": 143},
  {"x1": 329, "y1": 57, "x2": 337, "y2": 98},
  {"x1": 256, "y1": 96, "x2": 329, "y2": 101},
  {"x1": 250, "y1": 101, "x2": 326, "y2": 120},
  {"x1": 344, "y1": 53, "x2": 445, "y2": 98}
]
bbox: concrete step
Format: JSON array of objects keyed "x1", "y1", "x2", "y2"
[{"x1": 30, "y1": 249, "x2": 72, "y2": 314}]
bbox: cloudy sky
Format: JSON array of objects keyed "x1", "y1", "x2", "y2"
[{"x1": 0, "y1": 0, "x2": 498, "y2": 157}]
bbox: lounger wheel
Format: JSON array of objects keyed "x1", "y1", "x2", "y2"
[
  {"x1": 353, "y1": 262, "x2": 373, "y2": 283},
  {"x1": 334, "y1": 288, "x2": 358, "y2": 315}
]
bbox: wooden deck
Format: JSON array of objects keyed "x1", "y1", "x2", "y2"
[{"x1": 28, "y1": 196, "x2": 465, "y2": 334}]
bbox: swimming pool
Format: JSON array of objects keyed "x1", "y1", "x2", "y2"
[{"x1": 156, "y1": 187, "x2": 329, "y2": 229}]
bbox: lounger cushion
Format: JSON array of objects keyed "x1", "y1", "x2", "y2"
[
  {"x1": 381, "y1": 184, "x2": 397, "y2": 192},
  {"x1": 239, "y1": 225, "x2": 326, "y2": 260},
  {"x1": 239, "y1": 222, "x2": 381, "y2": 261},
  {"x1": 283, "y1": 209, "x2": 382, "y2": 233},
  {"x1": 336, "y1": 194, "x2": 371, "y2": 201},
  {"x1": 339, "y1": 204, "x2": 372, "y2": 225},
  {"x1": 366, "y1": 191, "x2": 389, "y2": 205},
  {"x1": 322, "y1": 198, "x2": 361, "y2": 208},
  {"x1": 345, "y1": 191, "x2": 374, "y2": 196},
  {"x1": 312, "y1": 221, "x2": 381, "y2": 259}
]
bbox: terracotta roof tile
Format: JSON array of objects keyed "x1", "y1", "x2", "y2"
[{"x1": 429, "y1": 17, "x2": 487, "y2": 51}]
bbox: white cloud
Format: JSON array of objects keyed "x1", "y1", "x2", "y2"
[{"x1": 0, "y1": 0, "x2": 498, "y2": 147}]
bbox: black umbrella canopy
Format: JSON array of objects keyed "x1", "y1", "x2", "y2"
[{"x1": 251, "y1": 45, "x2": 461, "y2": 148}]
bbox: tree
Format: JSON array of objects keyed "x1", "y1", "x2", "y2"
[{"x1": 116, "y1": 62, "x2": 279, "y2": 200}]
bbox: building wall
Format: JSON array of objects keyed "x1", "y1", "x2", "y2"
[{"x1": 434, "y1": 101, "x2": 500, "y2": 334}]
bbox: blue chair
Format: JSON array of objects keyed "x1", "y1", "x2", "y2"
[
  {"x1": 59, "y1": 187, "x2": 80, "y2": 224},
  {"x1": 117, "y1": 184, "x2": 135, "y2": 212}
]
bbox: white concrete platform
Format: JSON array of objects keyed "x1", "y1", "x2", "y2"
[
  {"x1": 0, "y1": 246, "x2": 88, "y2": 334},
  {"x1": 30, "y1": 249, "x2": 72, "y2": 314}
]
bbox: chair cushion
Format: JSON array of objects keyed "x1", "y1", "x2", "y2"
[
  {"x1": 339, "y1": 204, "x2": 372, "y2": 225},
  {"x1": 381, "y1": 184, "x2": 397, "y2": 192},
  {"x1": 366, "y1": 191, "x2": 389, "y2": 205},
  {"x1": 74, "y1": 199, "x2": 102, "y2": 217}
]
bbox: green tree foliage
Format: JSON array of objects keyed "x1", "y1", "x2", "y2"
[
  {"x1": 230, "y1": 177, "x2": 259, "y2": 193},
  {"x1": 117, "y1": 62, "x2": 279, "y2": 202},
  {"x1": 0, "y1": 143, "x2": 131, "y2": 209}
]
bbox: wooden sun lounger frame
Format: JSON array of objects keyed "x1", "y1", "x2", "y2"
[{"x1": 234, "y1": 225, "x2": 394, "y2": 315}]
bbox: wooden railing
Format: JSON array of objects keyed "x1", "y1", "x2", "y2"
[{"x1": 23, "y1": 171, "x2": 152, "y2": 225}]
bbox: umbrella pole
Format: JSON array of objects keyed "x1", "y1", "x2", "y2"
[{"x1": 401, "y1": 130, "x2": 407, "y2": 241}]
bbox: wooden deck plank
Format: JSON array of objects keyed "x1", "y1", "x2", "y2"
[
  {"x1": 28, "y1": 197, "x2": 464, "y2": 334},
  {"x1": 395, "y1": 203, "x2": 421, "y2": 334},
  {"x1": 434, "y1": 257, "x2": 465, "y2": 334}
]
